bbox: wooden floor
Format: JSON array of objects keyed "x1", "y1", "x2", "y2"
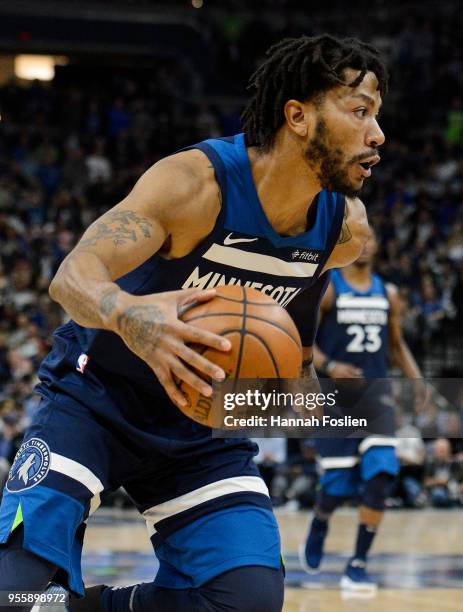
[
  {"x1": 283, "y1": 588, "x2": 462, "y2": 612},
  {"x1": 84, "y1": 507, "x2": 463, "y2": 611}
]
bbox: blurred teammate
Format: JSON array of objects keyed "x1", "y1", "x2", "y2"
[
  {"x1": 0, "y1": 35, "x2": 386, "y2": 612},
  {"x1": 300, "y1": 228, "x2": 422, "y2": 592}
]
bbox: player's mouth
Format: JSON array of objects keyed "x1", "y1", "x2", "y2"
[{"x1": 357, "y1": 155, "x2": 380, "y2": 178}]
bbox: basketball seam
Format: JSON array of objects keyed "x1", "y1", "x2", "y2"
[
  {"x1": 212, "y1": 295, "x2": 280, "y2": 307},
  {"x1": 233, "y1": 287, "x2": 247, "y2": 391},
  {"x1": 187, "y1": 328, "x2": 297, "y2": 381},
  {"x1": 241, "y1": 331, "x2": 281, "y2": 378},
  {"x1": 182, "y1": 312, "x2": 301, "y2": 348}
]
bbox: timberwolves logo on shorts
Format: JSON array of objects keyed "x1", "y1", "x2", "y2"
[{"x1": 6, "y1": 438, "x2": 51, "y2": 492}]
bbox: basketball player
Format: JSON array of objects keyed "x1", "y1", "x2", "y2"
[
  {"x1": 0, "y1": 35, "x2": 386, "y2": 611},
  {"x1": 300, "y1": 228, "x2": 422, "y2": 592}
]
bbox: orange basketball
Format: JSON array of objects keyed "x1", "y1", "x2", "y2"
[{"x1": 179, "y1": 285, "x2": 302, "y2": 428}]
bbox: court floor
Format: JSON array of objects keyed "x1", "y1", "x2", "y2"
[{"x1": 83, "y1": 507, "x2": 463, "y2": 611}]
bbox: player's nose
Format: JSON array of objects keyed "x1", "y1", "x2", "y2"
[{"x1": 366, "y1": 119, "x2": 385, "y2": 148}]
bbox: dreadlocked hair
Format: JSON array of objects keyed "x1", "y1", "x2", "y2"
[{"x1": 241, "y1": 34, "x2": 388, "y2": 150}]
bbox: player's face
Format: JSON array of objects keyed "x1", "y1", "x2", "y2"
[{"x1": 304, "y1": 70, "x2": 384, "y2": 197}]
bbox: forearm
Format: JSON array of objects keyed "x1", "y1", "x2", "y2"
[
  {"x1": 391, "y1": 341, "x2": 421, "y2": 378},
  {"x1": 302, "y1": 359, "x2": 317, "y2": 379},
  {"x1": 301, "y1": 353, "x2": 321, "y2": 391},
  {"x1": 49, "y1": 251, "x2": 127, "y2": 331},
  {"x1": 300, "y1": 353, "x2": 323, "y2": 420}
]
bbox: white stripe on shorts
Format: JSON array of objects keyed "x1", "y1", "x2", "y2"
[
  {"x1": 358, "y1": 437, "x2": 398, "y2": 455},
  {"x1": 143, "y1": 475, "x2": 269, "y2": 524},
  {"x1": 320, "y1": 456, "x2": 359, "y2": 469},
  {"x1": 50, "y1": 453, "x2": 104, "y2": 495},
  {"x1": 89, "y1": 493, "x2": 101, "y2": 515}
]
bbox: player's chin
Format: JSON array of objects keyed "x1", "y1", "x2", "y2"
[
  {"x1": 349, "y1": 175, "x2": 365, "y2": 195},
  {"x1": 340, "y1": 180, "x2": 363, "y2": 199},
  {"x1": 350, "y1": 169, "x2": 366, "y2": 186}
]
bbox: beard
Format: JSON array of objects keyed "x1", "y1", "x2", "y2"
[{"x1": 304, "y1": 117, "x2": 361, "y2": 198}]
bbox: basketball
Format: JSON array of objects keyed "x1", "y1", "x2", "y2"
[{"x1": 179, "y1": 285, "x2": 303, "y2": 427}]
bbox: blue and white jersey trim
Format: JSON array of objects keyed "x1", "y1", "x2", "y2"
[
  {"x1": 320, "y1": 456, "x2": 359, "y2": 469},
  {"x1": 144, "y1": 475, "x2": 269, "y2": 535},
  {"x1": 202, "y1": 243, "x2": 318, "y2": 277},
  {"x1": 335, "y1": 295, "x2": 389, "y2": 309},
  {"x1": 358, "y1": 436, "x2": 398, "y2": 454},
  {"x1": 49, "y1": 454, "x2": 104, "y2": 496}
]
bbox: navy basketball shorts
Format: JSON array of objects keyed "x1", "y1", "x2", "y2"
[
  {"x1": 0, "y1": 368, "x2": 281, "y2": 596},
  {"x1": 316, "y1": 437, "x2": 400, "y2": 498}
]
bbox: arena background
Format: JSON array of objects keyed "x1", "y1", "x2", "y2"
[{"x1": 0, "y1": 1, "x2": 462, "y2": 610}]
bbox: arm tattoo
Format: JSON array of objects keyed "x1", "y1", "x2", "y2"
[
  {"x1": 117, "y1": 305, "x2": 165, "y2": 354},
  {"x1": 79, "y1": 210, "x2": 153, "y2": 248},
  {"x1": 53, "y1": 261, "x2": 102, "y2": 326},
  {"x1": 100, "y1": 289, "x2": 119, "y2": 317},
  {"x1": 300, "y1": 359, "x2": 322, "y2": 412},
  {"x1": 337, "y1": 207, "x2": 352, "y2": 245},
  {"x1": 70, "y1": 296, "x2": 102, "y2": 326}
]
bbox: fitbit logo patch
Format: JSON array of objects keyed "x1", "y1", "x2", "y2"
[{"x1": 291, "y1": 250, "x2": 320, "y2": 262}]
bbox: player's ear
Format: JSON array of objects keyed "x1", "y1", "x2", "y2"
[{"x1": 284, "y1": 99, "x2": 309, "y2": 138}]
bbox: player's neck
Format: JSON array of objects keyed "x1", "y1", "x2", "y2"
[
  {"x1": 247, "y1": 134, "x2": 322, "y2": 236},
  {"x1": 342, "y1": 263, "x2": 373, "y2": 290}
]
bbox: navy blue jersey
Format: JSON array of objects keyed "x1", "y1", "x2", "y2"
[
  {"x1": 37, "y1": 133, "x2": 344, "y2": 408},
  {"x1": 317, "y1": 269, "x2": 390, "y2": 378}
]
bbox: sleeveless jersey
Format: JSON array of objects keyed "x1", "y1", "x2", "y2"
[
  {"x1": 38, "y1": 133, "x2": 345, "y2": 400},
  {"x1": 317, "y1": 268, "x2": 390, "y2": 378}
]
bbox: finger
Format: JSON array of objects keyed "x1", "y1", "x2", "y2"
[
  {"x1": 176, "y1": 288, "x2": 217, "y2": 307},
  {"x1": 176, "y1": 289, "x2": 218, "y2": 318},
  {"x1": 172, "y1": 342, "x2": 226, "y2": 381},
  {"x1": 178, "y1": 321, "x2": 231, "y2": 351},
  {"x1": 169, "y1": 357, "x2": 214, "y2": 397},
  {"x1": 154, "y1": 366, "x2": 189, "y2": 408}
]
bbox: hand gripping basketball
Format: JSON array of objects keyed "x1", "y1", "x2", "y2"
[{"x1": 178, "y1": 285, "x2": 303, "y2": 427}]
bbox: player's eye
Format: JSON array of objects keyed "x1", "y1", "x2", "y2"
[{"x1": 354, "y1": 108, "x2": 368, "y2": 118}]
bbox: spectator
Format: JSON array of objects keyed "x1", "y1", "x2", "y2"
[
  {"x1": 394, "y1": 422, "x2": 427, "y2": 508},
  {"x1": 424, "y1": 438, "x2": 462, "y2": 507},
  {"x1": 417, "y1": 278, "x2": 445, "y2": 347},
  {"x1": 252, "y1": 437, "x2": 287, "y2": 501},
  {"x1": 271, "y1": 441, "x2": 319, "y2": 509},
  {"x1": 85, "y1": 139, "x2": 112, "y2": 185}
]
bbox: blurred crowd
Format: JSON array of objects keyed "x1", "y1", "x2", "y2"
[{"x1": 1, "y1": 3, "x2": 463, "y2": 503}]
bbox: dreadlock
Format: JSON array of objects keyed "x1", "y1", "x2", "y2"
[{"x1": 241, "y1": 34, "x2": 388, "y2": 150}]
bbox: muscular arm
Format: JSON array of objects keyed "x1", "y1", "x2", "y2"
[
  {"x1": 387, "y1": 283, "x2": 422, "y2": 378},
  {"x1": 49, "y1": 151, "x2": 218, "y2": 331},
  {"x1": 322, "y1": 196, "x2": 370, "y2": 272},
  {"x1": 48, "y1": 151, "x2": 229, "y2": 407}
]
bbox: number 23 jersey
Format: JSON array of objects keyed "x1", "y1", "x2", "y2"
[{"x1": 317, "y1": 269, "x2": 390, "y2": 378}]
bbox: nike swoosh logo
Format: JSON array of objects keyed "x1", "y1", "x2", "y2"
[{"x1": 224, "y1": 233, "x2": 259, "y2": 246}]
